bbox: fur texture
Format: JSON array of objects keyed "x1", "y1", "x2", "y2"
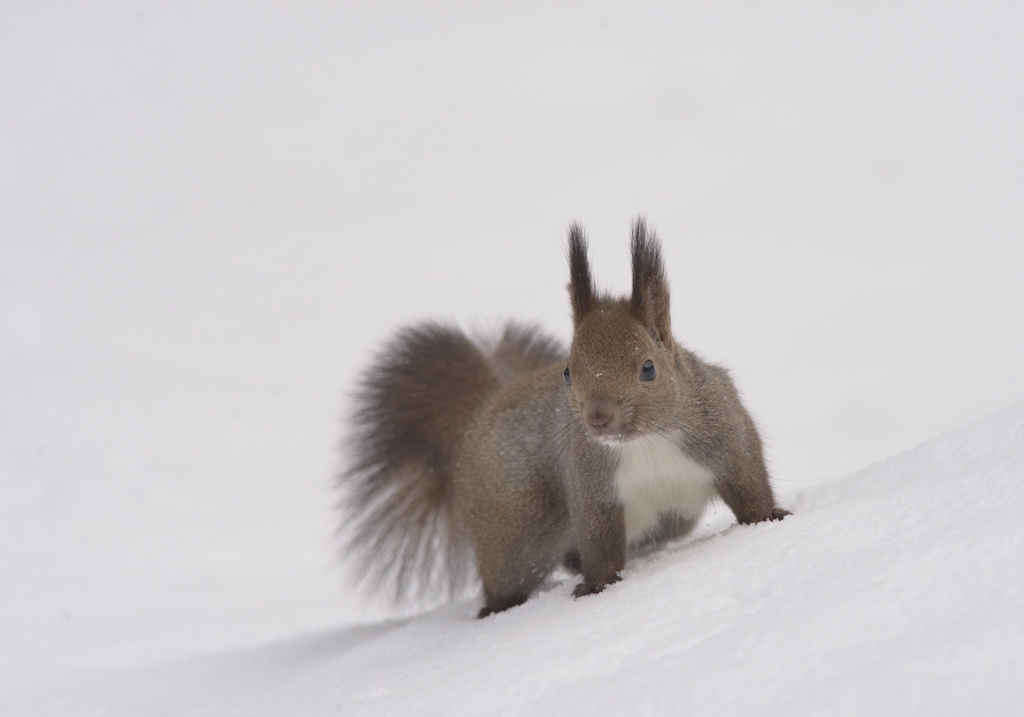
[{"x1": 340, "y1": 322, "x2": 563, "y2": 602}]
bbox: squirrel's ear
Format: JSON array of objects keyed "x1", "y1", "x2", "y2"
[
  {"x1": 629, "y1": 217, "x2": 674, "y2": 349},
  {"x1": 567, "y1": 223, "x2": 596, "y2": 327}
]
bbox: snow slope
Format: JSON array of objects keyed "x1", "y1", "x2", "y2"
[{"x1": 5, "y1": 402, "x2": 1023, "y2": 715}]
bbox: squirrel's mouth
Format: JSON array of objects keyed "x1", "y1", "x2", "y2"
[{"x1": 592, "y1": 433, "x2": 626, "y2": 447}]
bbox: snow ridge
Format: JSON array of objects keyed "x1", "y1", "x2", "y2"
[{"x1": 5, "y1": 402, "x2": 1023, "y2": 716}]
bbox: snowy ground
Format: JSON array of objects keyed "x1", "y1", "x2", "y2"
[
  {"x1": 2, "y1": 1, "x2": 1023, "y2": 714},
  {"x1": 6, "y1": 402, "x2": 1024, "y2": 715}
]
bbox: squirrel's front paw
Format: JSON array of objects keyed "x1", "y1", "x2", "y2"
[
  {"x1": 739, "y1": 507, "x2": 791, "y2": 525},
  {"x1": 572, "y1": 582, "x2": 604, "y2": 598},
  {"x1": 572, "y1": 575, "x2": 620, "y2": 599}
]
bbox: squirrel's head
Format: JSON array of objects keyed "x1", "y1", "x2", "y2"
[{"x1": 564, "y1": 219, "x2": 679, "y2": 445}]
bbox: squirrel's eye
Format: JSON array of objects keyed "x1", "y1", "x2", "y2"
[
  {"x1": 563, "y1": 366, "x2": 572, "y2": 385},
  {"x1": 640, "y1": 360, "x2": 656, "y2": 382}
]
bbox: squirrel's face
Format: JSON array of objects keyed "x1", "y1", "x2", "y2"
[{"x1": 565, "y1": 306, "x2": 676, "y2": 446}]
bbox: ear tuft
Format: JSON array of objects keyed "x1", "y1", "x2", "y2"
[
  {"x1": 629, "y1": 217, "x2": 673, "y2": 348},
  {"x1": 567, "y1": 222, "x2": 596, "y2": 326}
]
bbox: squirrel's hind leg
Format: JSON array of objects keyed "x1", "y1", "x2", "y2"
[
  {"x1": 477, "y1": 592, "x2": 529, "y2": 618},
  {"x1": 475, "y1": 536, "x2": 566, "y2": 617},
  {"x1": 476, "y1": 559, "x2": 555, "y2": 618},
  {"x1": 472, "y1": 508, "x2": 570, "y2": 618}
]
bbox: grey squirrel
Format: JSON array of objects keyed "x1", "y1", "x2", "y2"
[{"x1": 339, "y1": 219, "x2": 789, "y2": 617}]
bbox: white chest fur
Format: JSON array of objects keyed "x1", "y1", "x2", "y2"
[{"x1": 612, "y1": 433, "x2": 717, "y2": 544}]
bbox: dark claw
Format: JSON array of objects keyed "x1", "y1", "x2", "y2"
[
  {"x1": 739, "y1": 508, "x2": 792, "y2": 525},
  {"x1": 572, "y1": 574, "x2": 620, "y2": 599},
  {"x1": 572, "y1": 582, "x2": 605, "y2": 598},
  {"x1": 477, "y1": 593, "x2": 528, "y2": 618}
]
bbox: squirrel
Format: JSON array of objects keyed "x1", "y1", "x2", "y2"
[{"x1": 339, "y1": 218, "x2": 789, "y2": 618}]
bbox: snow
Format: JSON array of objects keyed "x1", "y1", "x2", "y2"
[
  {"x1": 3, "y1": 1, "x2": 1024, "y2": 715},
  {"x1": 6, "y1": 403, "x2": 1024, "y2": 715}
]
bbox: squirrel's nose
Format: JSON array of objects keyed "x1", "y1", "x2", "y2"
[{"x1": 587, "y1": 409, "x2": 613, "y2": 427}]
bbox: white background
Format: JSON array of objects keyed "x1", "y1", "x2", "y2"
[{"x1": 2, "y1": 1, "x2": 1023, "y2": 711}]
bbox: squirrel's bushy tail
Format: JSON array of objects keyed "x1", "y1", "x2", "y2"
[{"x1": 339, "y1": 321, "x2": 563, "y2": 604}]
